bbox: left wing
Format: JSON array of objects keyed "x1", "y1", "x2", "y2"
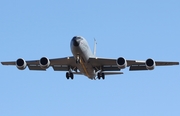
[
  {"x1": 89, "y1": 57, "x2": 179, "y2": 71},
  {"x1": 1, "y1": 56, "x2": 77, "y2": 71}
]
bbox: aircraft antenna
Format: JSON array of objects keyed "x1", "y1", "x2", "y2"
[{"x1": 93, "y1": 38, "x2": 97, "y2": 56}]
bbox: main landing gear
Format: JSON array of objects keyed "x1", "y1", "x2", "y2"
[
  {"x1": 97, "y1": 73, "x2": 105, "y2": 80},
  {"x1": 66, "y1": 72, "x2": 74, "y2": 80}
]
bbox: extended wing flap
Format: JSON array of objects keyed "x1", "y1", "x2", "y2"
[
  {"x1": 89, "y1": 57, "x2": 120, "y2": 71},
  {"x1": 101, "y1": 71, "x2": 123, "y2": 75},
  {"x1": 103, "y1": 66, "x2": 120, "y2": 71},
  {"x1": 28, "y1": 65, "x2": 46, "y2": 71},
  {"x1": 129, "y1": 66, "x2": 147, "y2": 71},
  {"x1": 52, "y1": 65, "x2": 69, "y2": 71},
  {"x1": 155, "y1": 61, "x2": 179, "y2": 66},
  {"x1": 50, "y1": 57, "x2": 76, "y2": 66},
  {"x1": 89, "y1": 57, "x2": 116, "y2": 66}
]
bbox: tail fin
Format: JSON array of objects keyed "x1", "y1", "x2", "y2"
[{"x1": 93, "y1": 38, "x2": 97, "y2": 56}]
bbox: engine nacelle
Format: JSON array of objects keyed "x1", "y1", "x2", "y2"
[
  {"x1": 116, "y1": 57, "x2": 127, "y2": 69},
  {"x1": 39, "y1": 57, "x2": 50, "y2": 69},
  {"x1": 145, "y1": 58, "x2": 156, "y2": 70},
  {"x1": 16, "y1": 58, "x2": 27, "y2": 70}
]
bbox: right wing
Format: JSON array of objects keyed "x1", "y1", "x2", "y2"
[{"x1": 1, "y1": 56, "x2": 77, "y2": 71}]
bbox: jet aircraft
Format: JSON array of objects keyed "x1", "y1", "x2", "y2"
[{"x1": 1, "y1": 36, "x2": 179, "y2": 80}]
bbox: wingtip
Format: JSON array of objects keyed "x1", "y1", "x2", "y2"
[{"x1": 1, "y1": 62, "x2": 7, "y2": 65}]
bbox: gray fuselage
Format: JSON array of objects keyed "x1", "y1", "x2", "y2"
[{"x1": 70, "y1": 36, "x2": 96, "y2": 79}]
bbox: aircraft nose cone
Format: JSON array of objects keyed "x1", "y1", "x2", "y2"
[{"x1": 72, "y1": 36, "x2": 81, "y2": 47}]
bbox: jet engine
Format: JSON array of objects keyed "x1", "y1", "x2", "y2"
[
  {"x1": 39, "y1": 57, "x2": 50, "y2": 69},
  {"x1": 16, "y1": 58, "x2": 27, "y2": 70},
  {"x1": 116, "y1": 57, "x2": 127, "y2": 69},
  {"x1": 145, "y1": 58, "x2": 156, "y2": 70}
]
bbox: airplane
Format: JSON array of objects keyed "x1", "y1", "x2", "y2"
[{"x1": 1, "y1": 36, "x2": 179, "y2": 80}]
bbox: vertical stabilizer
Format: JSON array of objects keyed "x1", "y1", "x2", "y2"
[{"x1": 93, "y1": 38, "x2": 97, "y2": 56}]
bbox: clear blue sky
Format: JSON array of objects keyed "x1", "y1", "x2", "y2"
[{"x1": 0, "y1": 0, "x2": 180, "y2": 116}]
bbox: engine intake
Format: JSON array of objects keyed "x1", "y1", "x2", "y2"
[
  {"x1": 39, "y1": 57, "x2": 50, "y2": 69},
  {"x1": 16, "y1": 58, "x2": 27, "y2": 70},
  {"x1": 116, "y1": 57, "x2": 127, "y2": 69},
  {"x1": 145, "y1": 58, "x2": 155, "y2": 70}
]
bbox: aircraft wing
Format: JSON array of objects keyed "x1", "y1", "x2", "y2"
[
  {"x1": 89, "y1": 57, "x2": 179, "y2": 71},
  {"x1": 1, "y1": 56, "x2": 77, "y2": 71}
]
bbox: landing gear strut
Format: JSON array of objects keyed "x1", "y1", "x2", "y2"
[
  {"x1": 66, "y1": 72, "x2": 74, "y2": 80},
  {"x1": 76, "y1": 55, "x2": 80, "y2": 64},
  {"x1": 97, "y1": 73, "x2": 105, "y2": 80}
]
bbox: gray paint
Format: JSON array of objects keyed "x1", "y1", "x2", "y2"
[{"x1": 70, "y1": 36, "x2": 96, "y2": 79}]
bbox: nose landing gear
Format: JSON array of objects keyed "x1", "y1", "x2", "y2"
[{"x1": 76, "y1": 55, "x2": 80, "y2": 64}]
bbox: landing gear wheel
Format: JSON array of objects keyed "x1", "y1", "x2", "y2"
[
  {"x1": 66, "y1": 72, "x2": 69, "y2": 79},
  {"x1": 97, "y1": 73, "x2": 105, "y2": 80},
  {"x1": 97, "y1": 73, "x2": 101, "y2": 80},
  {"x1": 66, "y1": 72, "x2": 74, "y2": 80},
  {"x1": 70, "y1": 73, "x2": 74, "y2": 80},
  {"x1": 102, "y1": 73, "x2": 105, "y2": 80}
]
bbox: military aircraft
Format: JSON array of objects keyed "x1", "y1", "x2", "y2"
[{"x1": 1, "y1": 36, "x2": 179, "y2": 80}]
